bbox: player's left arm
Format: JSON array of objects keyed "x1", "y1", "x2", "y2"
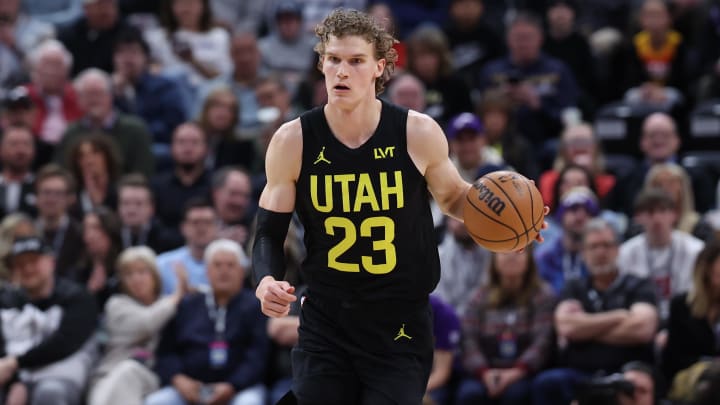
[{"x1": 407, "y1": 111, "x2": 471, "y2": 221}]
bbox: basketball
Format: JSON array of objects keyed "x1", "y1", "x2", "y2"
[{"x1": 463, "y1": 171, "x2": 545, "y2": 252}]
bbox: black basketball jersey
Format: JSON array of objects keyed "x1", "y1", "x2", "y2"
[{"x1": 295, "y1": 100, "x2": 440, "y2": 303}]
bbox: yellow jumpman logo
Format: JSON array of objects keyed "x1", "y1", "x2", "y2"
[
  {"x1": 313, "y1": 147, "x2": 331, "y2": 165},
  {"x1": 394, "y1": 324, "x2": 412, "y2": 341}
]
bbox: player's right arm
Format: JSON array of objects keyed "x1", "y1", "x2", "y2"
[{"x1": 252, "y1": 119, "x2": 302, "y2": 318}]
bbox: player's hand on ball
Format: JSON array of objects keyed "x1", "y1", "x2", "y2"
[{"x1": 256, "y1": 276, "x2": 297, "y2": 317}]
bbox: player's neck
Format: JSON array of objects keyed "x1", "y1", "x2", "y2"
[{"x1": 324, "y1": 98, "x2": 381, "y2": 148}]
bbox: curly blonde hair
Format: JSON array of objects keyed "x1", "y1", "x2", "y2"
[{"x1": 314, "y1": 8, "x2": 398, "y2": 95}]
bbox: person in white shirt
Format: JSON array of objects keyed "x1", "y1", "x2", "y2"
[
  {"x1": 144, "y1": 0, "x2": 232, "y2": 93},
  {"x1": 618, "y1": 188, "x2": 704, "y2": 324},
  {"x1": 434, "y1": 216, "x2": 491, "y2": 316}
]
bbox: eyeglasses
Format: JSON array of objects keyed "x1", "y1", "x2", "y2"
[{"x1": 584, "y1": 241, "x2": 617, "y2": 251}]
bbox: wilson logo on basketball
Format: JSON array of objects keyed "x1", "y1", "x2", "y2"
[{"x1": 473, "y1": 182, "x2": 507, "y2": 216}]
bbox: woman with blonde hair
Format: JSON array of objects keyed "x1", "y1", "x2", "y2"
[
  {"x1": 663, "y1": 239, "x2": 720, "y2": 401},
  {"x1": 644, "y1": 162, "x2": 711, "y2": 239},
  {"x1": 405, "y1": 24, "x2": 473, "y2": 125},
  {"x1": 87, "y1": 246, "x2": 188, "y2": 405},
  {"x1": 197, "y1": 86, "x2": 256, "y2": 171},
  {"x1": 457, "y1": 246, "x2": 556, "y2": 405}
]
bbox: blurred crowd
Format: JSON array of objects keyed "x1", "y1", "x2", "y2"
[{"x1": 1, "y1": 0, "x2": 720, "y2": 404}]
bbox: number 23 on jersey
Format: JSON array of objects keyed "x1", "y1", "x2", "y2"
[{"x1": 324, "y1": 216, "x2": 397, "y2": 274}]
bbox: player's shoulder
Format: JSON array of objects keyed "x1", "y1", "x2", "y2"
[
  {"x1": 406, "y1": 110, "x2": 449, "y2": 162},
  {"x1": 268, "y1": 118, "x2": 303, "y2": 152},
  {"x1": 406, "y1": 110, "x2": 445, "y2": 142}
]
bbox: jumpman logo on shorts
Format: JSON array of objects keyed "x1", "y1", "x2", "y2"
[
  {"x1": 313, "y1": 147, "x2": 331, "y2": 165},
  {"x1": 394, "y1": 324, "x2": 412, "y2": 341}
]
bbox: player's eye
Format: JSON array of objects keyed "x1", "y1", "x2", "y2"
[{"x1": 350, "y1": 58, "x2": 362, "y2": 64}]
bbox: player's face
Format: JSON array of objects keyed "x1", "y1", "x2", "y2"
[{"x1": 322, "y1": 35, "x2": 385, "y2": 108}]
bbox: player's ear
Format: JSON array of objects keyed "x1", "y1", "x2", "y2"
[{"x1": 375, "y1": 58, "x2": 386, "y2": 78}]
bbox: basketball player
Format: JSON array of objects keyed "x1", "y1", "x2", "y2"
[{"x1": 253, "y1": 8, "x2": 545, "y2": 404}]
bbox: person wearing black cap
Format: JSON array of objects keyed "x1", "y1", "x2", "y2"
[
  {"x1": 0, "y1": 237, "x2": 98, "y2": 405},
  {"x1": 446, "y1": 112, "x2": 506, "y2": 182},
  {"x1": 0, "y1": 87, "x2": 54, "y2": 170},
  {"x1": 258, "y1": 0, "x2": 316, "y2": 96}
]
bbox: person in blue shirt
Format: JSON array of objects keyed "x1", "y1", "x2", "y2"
[
  {"x1": 112, "y1": 27, "x2": 188, "y2": 146},
  {"x1": 535, "y1": 186, "x2": 598, "y2": 294},
  {"x1": 147, "y1": 238, "x2": 268, "y2": 405},
  {"x1": 477, "y1": 12, "x2": 579, "y2": 165},
  {"x1": 157, "y1": 198, "x2": 219, "y2": 295}
]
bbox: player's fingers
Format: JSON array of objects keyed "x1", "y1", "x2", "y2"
[
  {"x1": 269, "y1": 284, "x2": 297, "y2": 302},
  {"x1": 263, "y1": 300, "x2": 291, "y2": 315},
  {"x1": 542, "y1": 205, "x2": 550, "y2": 215}
]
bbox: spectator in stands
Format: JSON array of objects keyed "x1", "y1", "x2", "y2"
[
  {"x1": 209, "y1": 0, "x2": 264, "y2": 35},
  {"x1": 252, "y1": 76, "x2": 298, "y2": 177},
  {"x1": 532, "y1": 218, "x2": 658, "y2": 405},
  {"x1": 0, "y1": 0, "x2": 54, "y2": 86},
  {"x1": 197, "y1": 32, "x2": 264, "y2": 139},
  {"x1": 144, "y1": 0, "x2": 232, "y2": 93},
  {"x1": 644, "y1": 162, "x2": 713, "y2": 240},
  {"x1": 386, "y1": 0, "x2": 449, "y2": 39},
  {"x1": 435, "y1": 217, "x2": 491, "y2": 320},
  {"x1": 156, "y1": 198, "x2": 218, "y2": 295},
  {"x1": 258, "y1": 0, "x2": 316, "y2": 96},
  {"x1": 0, "y1": 87, "x2": 53, "y2": 168},
  {"x1": 0, "y1": 213, "x2": 36, "y2": 282},
  {"x1": 623, "y1": 0, "x2": 687, "y2": 109},
  {"x1": 58, "y1": 0, "x2": 129, "y2": 75},
  {"x1": 152, "y1": 122, "x2": 211, "y2": 230},
  {"x1": 477, "y1": 12, "x2": 579, "y2": 155},
  {"x1": 477, "y1": 90, "x2": 537, "y2": 180},
  {"x1": 549, "y1": 164, "x2": 598, "y2": 215},
  {"x1": 34, "y1": 165, "x2": 84, "y2": 278},
  {"x1": 618, "y1": 361, "x2": 657, "y2": 405},
  {"x1": 197, "y1": 87, "x2": 256, "y2": 171},
  {"x1": 0, "y1": 124, "x2": 37, "y2": 218},
  {"x1": 543, "y1": 0, "x2": 595, "y2": 108},
  {"x1": 443, "y1": 0, "x2": 504, "y2": 88},
  {"x1": 112, "y1": 27, "x2": 188, "y2": 146},
  {"x1": 458, "y1": 246, "x2": 555, "y2": 405},
  {"x1": 65, "y1": 134, "x2": 121, "y2": 219},
  {"x1": 367, "y1": 2, "x2": 406, "y2": 70},
  {"x1": 57, "y1": 68, "x2": 154, "y2": 177},
  {"x1": 405, "y1": 25, "x2": 473, "y2": 126},
  {"x1": 606, "y1": 112, "x2": 717, "y2": 217},
  {"x1": 663, "y1": 239, "x2": 720, "y2": 403},
  {"x1": 147, "y1": 239, "x2": 268, "y2": 405},
  {"x1": 446, "y1": 112, "x2": 505, "y2": 181},
  {"x1": 87, "y1": 246, "x2": 188, "y2": 405},
  {"x1": 62, "y1": 139, "x2": 112, "y2": 215},
  {"x1": 535, "y1": 186, "x2": 598, "y2": 294},
  {"x1": 692, "y1": 361, "x2": 720, "y2": 405},
  {"x1": 24, "y1": 40, "x2": 82, "y2": 145},
  {"x1": 618, "y1": 188, "x2": 704, "y2": 327},
  {"x1": 211, "y1": 167, "x2": 253, "y2": 249},
  {"x1": 70, "y1": 207, "x2": 123, "y2": 307},
  {"x1": 386, "y1": 72, "x2": 426, "y2": 114},
  {"x1": 117, "y1": 174, "x2": 181, "y2": 254},
  {"x1": 280, "y1": 0, "x2": 365, "y2": 35},
  {"x1": 0, "y1": 236, "x2": 98, "y2": 405},
  {"x1": 539, "y1": 123, "x2": 616, "y2": 209},
  {"x1": 425, "y1": 294, "x2": 461, "y2": 405},
  {"x1": 22, "y1": 0, "x2": 82, "y2": 29}
]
